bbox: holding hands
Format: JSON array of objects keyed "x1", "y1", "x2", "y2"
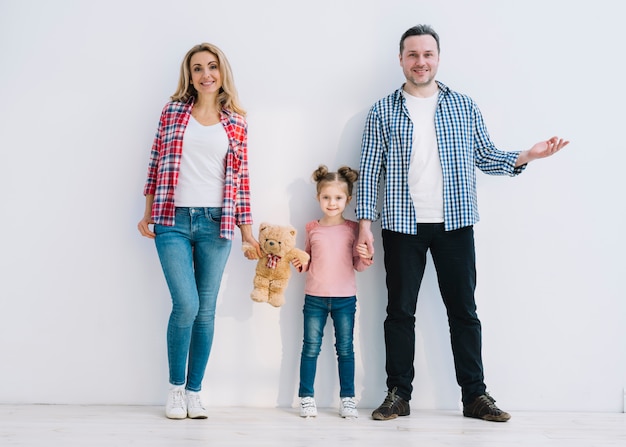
[{"x1": 356, "y1": 243, "x2": 374, "y2": 266}]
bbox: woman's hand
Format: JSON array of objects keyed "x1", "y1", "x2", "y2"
[
  {"x1": 239, "y1": 224, "x2": 262, "y2": 259},
  {"x1": 138, "y1": 195, "x2": 156, "y2": 238},
  {"x1": 137, "y1": 216, "x2": 156, "y2": 239}
]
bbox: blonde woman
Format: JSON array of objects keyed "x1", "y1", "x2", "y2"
[{"x1": 138, "y1": 43, "x2": 261, "y2": 419}]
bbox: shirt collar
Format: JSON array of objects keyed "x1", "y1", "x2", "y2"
[{"x1": 395, "y1": 80, "x2": 450, "y2": 101}]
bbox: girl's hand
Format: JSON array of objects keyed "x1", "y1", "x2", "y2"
[
  {"x1": 291, "y1": 258, "x2": 307, "y2": 272},
  {"x1": 356, "y1": 243, "x2": 374, "y2": 264}
]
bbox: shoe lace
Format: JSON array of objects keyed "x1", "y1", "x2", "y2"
[
  {"x1": 187, "y1": 392, "x2": 204, "y2": 409},
  {"x1": 342, "y1": 398, "x2": 356, "y2": 409},
  {"x1": 380, "y1": 387, "x2": 401, "y2": 409},
  {"x1": 301, "y1": 397, "x2": 315, "y2": 409},
  {"x1": 476, "y1": 393, "x2": 501, "y2": 413},
  {"x1": 170, "y1": 389, "x2": 185, "y2": 408}
]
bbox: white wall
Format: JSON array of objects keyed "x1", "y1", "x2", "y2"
[{"x1": 0, "y1": 0, "x2": 624, "y2": 412}]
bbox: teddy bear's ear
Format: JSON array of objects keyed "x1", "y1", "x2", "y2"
[
  {"x1": 290, "y1": 229, "x2": 296, "y2": 237},
  {"x1": 259, "y1": 222, "x2": 269, "y2": 231}
]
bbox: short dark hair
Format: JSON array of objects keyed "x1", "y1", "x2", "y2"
[{"x1": 400, "y1": 25, "x2": 440, "y2": 54}]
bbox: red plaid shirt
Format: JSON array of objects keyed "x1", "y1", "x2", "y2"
[{"x1": 143, "y1": 99, "x2": 253, "y2": 239}]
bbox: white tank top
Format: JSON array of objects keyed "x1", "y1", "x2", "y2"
[{"x1": 175, "y1": 116, "x2": 229, "y2": 207}]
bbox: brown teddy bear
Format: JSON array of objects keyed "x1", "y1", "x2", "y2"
[{"x1": 242, "y1": 222, "x2": 310, "y2": 307}]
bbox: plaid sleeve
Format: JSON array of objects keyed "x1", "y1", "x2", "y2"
[
  {"x1": 220, "y1": 112, "x2": 253, "y2": 239},
  {"x1": 356, "y1": 105, "x2": 384, "y2": 222},
  {"x1": 143, "y1": 110, "x2": 165, "y2": 196},
  {"x1": 472, "y1": 102, "x2": 524, "y2": 176},
  {"x1": 234, "y1": 119, "x2": 252, "y2": 226}
]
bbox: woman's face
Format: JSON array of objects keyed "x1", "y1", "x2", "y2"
[{"x1": 189, "y1": 51, "x2": 222, "y2": 97}]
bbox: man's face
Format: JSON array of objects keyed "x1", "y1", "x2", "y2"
[{"x1": 399, "y1": 35, "x2": 440, "y2": 90}]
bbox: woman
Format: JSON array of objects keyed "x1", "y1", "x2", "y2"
[{"x1": 138, "y1": 43, "x2": 261, "y2": 419}]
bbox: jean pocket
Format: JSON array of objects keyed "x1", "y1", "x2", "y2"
[
  {"x1": 153, "y1": 223, "x2": 164, "y2": 236},
  {"x1": 206, "y1": 207, "x2": 222, "y2": 223}
]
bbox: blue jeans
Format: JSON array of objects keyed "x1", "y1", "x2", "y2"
[
  {"x1": 154, "y1": 207, "x2": 232, "y2": 392},
  {"x1": 298, "y1": 295, "x2": 357, "y2": 398},
  {"x1": 382, "y1": 225, "x2": 486, "y2": 405}
]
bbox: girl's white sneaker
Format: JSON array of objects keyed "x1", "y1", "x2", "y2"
[
  {"x1": 340, "y1": 397, "x2": 359, "y2": 418},
  {"x1": 300, "y1": 397, "x2": 317, "y2": 417}
]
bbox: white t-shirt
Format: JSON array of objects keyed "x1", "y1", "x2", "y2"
[
  {"x1": 175, "y1": 116, "x2": 229, "y2": 207},
  {"x1": 403, "y1": 89, "x2": 444, "y2": 223}
]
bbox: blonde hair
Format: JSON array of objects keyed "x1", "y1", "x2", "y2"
[
  {"x1": 312, "y1": 164, "x2": 359, "y2": 196},
  {"x1": 170, "y1": 43, "x2": 246, "y2": 116}
]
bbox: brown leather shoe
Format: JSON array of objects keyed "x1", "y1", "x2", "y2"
[
  {"x1": 463, "y1": 393, "x2": 511, "y2": 422},
  {"x1": 371, "y1": 387, "x2": 410, "y2": 421}
]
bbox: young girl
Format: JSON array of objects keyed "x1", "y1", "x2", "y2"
[{"x1": 292, "y1": 165, "x2": 374, "y2": 418}]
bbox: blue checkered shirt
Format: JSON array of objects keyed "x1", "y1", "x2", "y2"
[{"x1": 356, "y1": 81, "x2": 526, "y2": 233}]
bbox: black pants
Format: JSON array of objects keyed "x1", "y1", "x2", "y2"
[{"x1": 382, "y1": 225, "x2": 486, "y2": 405}]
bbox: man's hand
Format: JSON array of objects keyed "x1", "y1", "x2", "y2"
[
  {"x1": 358, "y1": 219, "x2": 375, "y2": 258},
  {"x1": 515, "y1": 136, "x2": 569, "y2": 167}
]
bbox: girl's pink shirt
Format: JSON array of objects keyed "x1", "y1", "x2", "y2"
[{"x1": 302, "y1": 220, "x2": 370, "y2": 297}]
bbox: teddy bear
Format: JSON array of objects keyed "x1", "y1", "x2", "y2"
[{"x1": 242, "y1": 222, "x2": 310, "y2": 307}]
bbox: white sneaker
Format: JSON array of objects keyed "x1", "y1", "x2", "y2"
[
  {"x1": 165, "y1": 386, "x2": 187, "y2": 419},
  {"x1": 300, "y1": 396, "x2": 317, "y2": 417},
  {"x1": 340, "y1": 397, "x2": 358, "y2": 418},
  {"x1": 186, "y1": 390, "x2": 208, "y2": 419}
]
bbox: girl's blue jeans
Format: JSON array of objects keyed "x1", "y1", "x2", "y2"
[
  {"x1": 298, "y1": 295, "x2": 357, "y2": 398},
  {"x1": 154, "y1": 207, "x2": 232, "y2": 392}
]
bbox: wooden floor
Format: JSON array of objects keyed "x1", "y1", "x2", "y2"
[{"x1": 1, "y1": 405, "x2": 624, "y2": 446}]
